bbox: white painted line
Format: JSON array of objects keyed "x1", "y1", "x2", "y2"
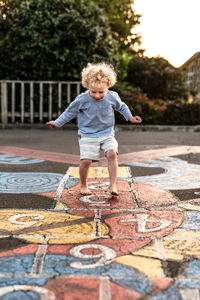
[
  {"x1": 54, "y1": 167, "x2": 72, "y2": 204},
  {"x1": 0, "y1": 285, "x2": 55, "y2": 300},
  {"x1": 155, "y1": 238, "x2": 167, "y2": 262},
  {"x1": 31, "y1": 243, "x2": 48, "y2": 275},
  {"x1": 99, "y1": 277, "x2": 111, "y2": 300},
  {"x1": 179, "y1": 288, "x2": 200, "y2": 300}
]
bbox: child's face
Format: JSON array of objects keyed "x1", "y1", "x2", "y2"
[{"x1": 88, "y1": 83, "x2": 109, "y2": 101}]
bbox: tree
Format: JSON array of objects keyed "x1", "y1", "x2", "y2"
[
  {"x1": 92, "y1": 0, "x2": 142, "y2": 52},
  {"x1": 0, "y1": 0, "x2": 117, "y2": 80},
  {"x1": 126, "y1": 56, "x2": 188, "y2": 101}
]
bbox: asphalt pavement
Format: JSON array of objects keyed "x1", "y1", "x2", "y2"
[{"x1": 0, "y1": 126, "x2": 200, "y2": 299}]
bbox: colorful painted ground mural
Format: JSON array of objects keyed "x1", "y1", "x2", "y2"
[{"x1": 0, "y1": 145, "x2": 200, "y2": 299}]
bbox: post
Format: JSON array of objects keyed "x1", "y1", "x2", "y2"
[{"x1": 1, "y1": 81, "x2": 8, "y2": 125}]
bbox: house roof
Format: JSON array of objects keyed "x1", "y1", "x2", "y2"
[{"x1": 182, "y1": 51, "x2": 200, "y2": 67}]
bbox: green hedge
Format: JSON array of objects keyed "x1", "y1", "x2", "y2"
[{"x1": 114, "y1": 85, "x2": 200, "y2": 125}]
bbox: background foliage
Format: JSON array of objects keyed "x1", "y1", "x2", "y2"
[
  {"x1": 0, "y1": 0, "x2": 117, "y2": 80},
  {"x1": 0, "y1": 0, "x2": 198, "y2": 125},
  {"x1": 126, "y1": 56, "x2": 188, "y2": 101},
  {"x1": 93, "y1": 0, "x2": 141, "y2": 52}
]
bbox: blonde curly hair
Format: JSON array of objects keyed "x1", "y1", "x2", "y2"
[{"x1": 81, "y1": 62, "x2": 117, "y2": 88}]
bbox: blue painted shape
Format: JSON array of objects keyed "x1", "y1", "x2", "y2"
[
  {"x1": 0, "y1": 154, "x2": 44, "y2": 165},
  {"x1": 43, "y1": 254, "x2": 151, "y2": 295},
  {"x1": 183, "y1": 211, "x2": 200, "y2": 231},
  {"x1": 0, "y1": 172, "x2": 78, "y2": 193},
  {"x1": 177, "y1": 280, "x2": 200, "y2": 289},
  {"x1": 0, "y1": 278, "x2": 49, "y2": 300},
  {"x1": 0, "y1": 255, "x2": 34, "y2": 274},
  {"x1": 184, "y1": 258, "x2": 200, "y2": 277},
  {"x1": 65, "y1": 177, "x2": 79, "y2": 189},
  {"x1": 149, "y1": 287, "x2": 181, "y2": 300},
  {"x1": 1, "y1": 291, "x2": 38, "y2": 300},
  {"x1": 128, "y1": 157, "x2": 200, "y2": 190},
  {"x1": 0, "y1": 277, "x2": 48, "y2": 287},
  {"x1": 43, "y1": 254, "x2": 138, "y2": 275}
]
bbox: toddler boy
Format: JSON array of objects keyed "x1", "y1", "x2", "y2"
[{"x1": 47, "y1": 62, "x2": 142, "y2": 195}]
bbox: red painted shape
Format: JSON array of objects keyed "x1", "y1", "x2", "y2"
[
  {"x1": 103, "y1": 210, "x2": 184, "y2": 238},
  {"x1": 100, "y1": 145, "x2": 200, "y2": 165},
  {"x1": 47, "y1": 239, "x2": 151, "y2": 257},
  {"x1": 61, "y1": 191, "x2": 135, "y2": 209},
  {"x1": 47, "y1": 245, "x2": 72, "y2": 254},
  {"x1": 133, "y1": 182, "x2": 178, "y2": 208},
  {"x1": 45, "y1": 277, "x2": 100, "y2": 300},
  {"x1": 110, "y1": 281, "x2": 141, "y2": 300},
  {"x1": 0, "y1": 244, "x2": 38, "y2": 258},
  {"x1": 43, "y1": 269, "x2": 174, "y2": 300},
  {"x1": 66, "y1": 179, "x2": 131, "y2": 192},
  {"x1": 90, "y1": 239, "x2": 152, "y2": 256},
  {"x1": 39, "y1": 191, "x2": 56, "y2": 198},
  {"x1": 152, "y1": 277, "x2": 173, "y2": 291},
  {"x1": 1, "y1": 145, "x2": 200, "y2": 165},
  {"x1": 0, "y1": 146, "x2": 80, "y2": 165},
  {"x1": 61, "y1": 180, "x2": 135, "y2": 209},
  {"x1": 44, "y1": 276, "x2": 144, "y2": 300}
]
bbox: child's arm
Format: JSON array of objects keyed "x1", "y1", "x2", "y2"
[
  {"x1": 46, "y1": 120, "x2": 58, "y2": 129},
  {"x1": 46, "y1": 96, "x2": 81, "y2": 129},
  {"x1": 129, "y1": 116, "x2": 142, "y2": 123},
  {"x1": 111, "y1": 91, "x2": 142, "y2": 123}
]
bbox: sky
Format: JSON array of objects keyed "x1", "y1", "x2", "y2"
[{"x1": 132, "y1": 0, "x2": 200, "y2": 67}]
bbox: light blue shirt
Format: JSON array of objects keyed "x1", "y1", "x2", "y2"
[{"x1": 54, "y1": 90, "x2": 133, "y2": 137}]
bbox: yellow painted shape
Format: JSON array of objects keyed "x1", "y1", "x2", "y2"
[
  {"x1": 132, "y1": 241, "x2": 183, "y2": 261},
  {"x1": 69, "y1": 167, "x2": 130, "y2": 178},
  {"x1": 132, "y1": 244, "x2": 160, "y2": 259},
  {"x1": 163, "y1": 229, "x2": 200, "y2": 259},
  {"x1": 55, "y1": 202, "x2": 68, "y2": 209},
  {"x1": 178, "y1": 201, "x2": 200, "y2": 211},
  {"x1": 131, "y1": 229, "x2": 200, "y2": 262},
  {"x1": 0, "y1": 209, "x2": 109, "y2": 244},
  {"x1": 115, "y1": 255, "x2": 164, "y2": 278},
  {"x1": 167, "y1": 228, "x2": 200, "y2": 239}
]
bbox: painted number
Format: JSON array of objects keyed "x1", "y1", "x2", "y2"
[
  {"x1": 8, "y1": 213, "x2": 44, "y2": 228},
  {"x1": 79, "y1": 194, "x2": 111, "y2": 206},
  {"x1": 69, "y1": 244, "x2": 116, "y2": 269},
  {"x1": 88, "y1": 181, "x2": 109, "y2": 190},
  {"x1": 120, "y1": 213, "x2": 172, "y2": 233}
]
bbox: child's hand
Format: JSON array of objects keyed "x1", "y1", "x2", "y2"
[
  {"x1": 46, "y1": 120, "x2": 58, "y2": 129},
  {"x1": 129, "y1": 116, "x2": 142, "y2": 124}
]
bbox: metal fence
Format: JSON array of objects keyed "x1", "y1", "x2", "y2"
[{"x1": 0, "y1": 80, "x2": 82, "y2": 124}]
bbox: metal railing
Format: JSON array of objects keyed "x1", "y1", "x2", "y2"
[{"x1": 0, "y1": 80, "x2": 82, "y2": 124}]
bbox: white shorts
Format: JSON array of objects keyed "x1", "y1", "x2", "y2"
[{"x1": 78, "y1": 135, "x2": 118, "y2": 161}]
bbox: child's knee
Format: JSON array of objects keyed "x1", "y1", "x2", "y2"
[
  {"x1": 106, "y1": 149, "x2": 117, "y2": 160},
  {"x1": 80, "y1": 159, "x2": 92, "y2": 167}
]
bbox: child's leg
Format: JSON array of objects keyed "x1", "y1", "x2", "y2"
[
  {"x1": 79, "y1": 159, "x2": 92, "y2": 194},
  {"x1": 106, "y1": 149, "x2": 119, "y2": 195}
]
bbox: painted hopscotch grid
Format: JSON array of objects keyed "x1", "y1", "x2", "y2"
[
  {"x1": 2, "y1": 145, "x2": 199, "y2": 299},
  {"x1": 1, "y1": 157, "x2": 200, "y2": 299}
]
